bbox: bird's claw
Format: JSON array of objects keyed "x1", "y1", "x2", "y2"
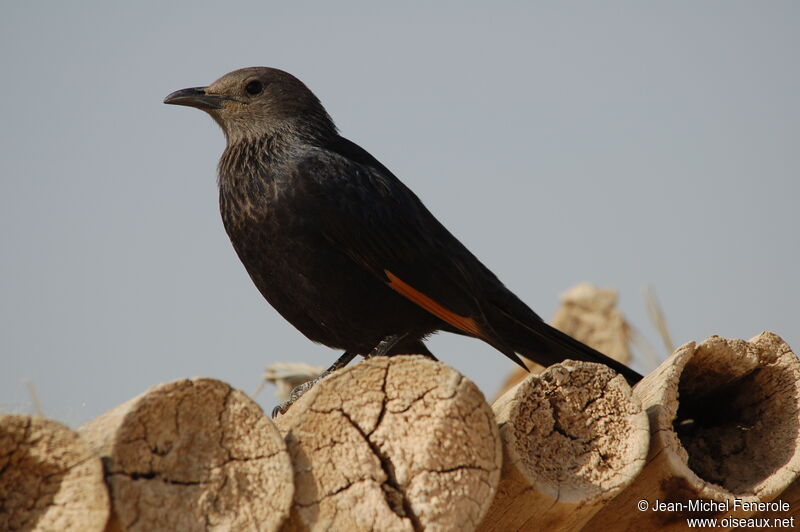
[{"x1": 270, "y1": 370, "x2": 331, "y2": 418}]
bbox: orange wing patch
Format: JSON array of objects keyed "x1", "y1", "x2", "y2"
[{"x1": 384, "y1": 270, "x2": 486, "y2": 339}]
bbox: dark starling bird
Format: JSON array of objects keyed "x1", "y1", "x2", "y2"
[{"x1": 165, "y1": 67, "x2": 643, "y2": 413}]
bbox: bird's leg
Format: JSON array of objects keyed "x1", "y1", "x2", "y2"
[
  {"x1": 271, "y1": 335, "x2": 409, "y2": 417},
  {"x1": 366, "y1": 333, "x2": 407, "y2": 358},
  {"x1": 271, "y1": 351, "x2": 357, "y2": 417}
]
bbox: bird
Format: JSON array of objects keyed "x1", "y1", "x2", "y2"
[{"x1": 164, "y1": 67, "x2": 643, "y2": 414}]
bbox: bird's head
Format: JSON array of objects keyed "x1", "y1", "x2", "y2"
[{"x1": 164, "y1": 67, "x2": 336, "y2": 144}]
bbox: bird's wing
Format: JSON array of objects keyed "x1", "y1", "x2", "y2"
[{"x1": 289, "y1": 146, "x2": 527, "y2": 366}]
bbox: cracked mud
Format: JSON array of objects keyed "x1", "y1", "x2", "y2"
[
  {"x1": 78, "y1": 378, "x2": 293, "y2": 532},
  {"x1": 275, "y1": 355, "x2": 502, "y2": 532}
]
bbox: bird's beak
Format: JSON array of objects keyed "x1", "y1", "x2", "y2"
[{"x1": 163, "y1": 87, "x2": 224, "y2": 110}]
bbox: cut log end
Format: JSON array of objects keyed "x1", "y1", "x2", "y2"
[
  {"x1": 79, "y1": 378, "x2": 293, "y2": 532},
  {"x1": 587, "y1": 331, "x2": 800, "y2": 530},
  {"x1": 0, "y1": 415, "x2": 109, "y2": 532},
  {"x1": 275, "y1": 355, "x2": 502, "y2": 532},
  {"x1": 506, "y1": 361, "x2": 646, "y2": 500},
  {"x1": 674, "y1": 332, "x2": 800, "y2": 497},
  {"x1": 646, "y1": 332, "x2": 800, "y2": 502},
  {"x1": 480, "y1": 361, "x2": 648, "y2": 531}
]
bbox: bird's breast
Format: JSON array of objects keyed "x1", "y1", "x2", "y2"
[{"x1": 219, "y1": 171, "x2": 276, "y2": 228}]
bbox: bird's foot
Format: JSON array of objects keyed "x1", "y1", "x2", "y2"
[
  {"x1": 271, "y1": 337, "x2": 409, "y2": 417},
  {"x1": 271, "y1": 351, "x2": 357, "y2": 418},
  {"x1": 271, "y1": 376, "x2": 323, "y2": 417}
]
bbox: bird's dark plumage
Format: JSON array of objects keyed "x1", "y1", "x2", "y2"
[{"x1": 165, "y1": 67, "x2": 643, "y2": 385}]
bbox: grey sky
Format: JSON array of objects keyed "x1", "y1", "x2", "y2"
[{"x1": 1, "y1": 2, "x2": 798, "y2": 426}]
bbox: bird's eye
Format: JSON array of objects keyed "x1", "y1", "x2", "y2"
[{"x1": 245, "y1": 80, "x2": 263, "y2": 96}]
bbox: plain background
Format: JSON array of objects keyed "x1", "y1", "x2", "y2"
[{"x1": 1, "y1": 2, "x2": 797, "y2": 427}]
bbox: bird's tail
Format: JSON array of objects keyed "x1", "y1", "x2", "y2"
[{"x1": 489, "y1": 304, "x2": 643, "y2": 386}]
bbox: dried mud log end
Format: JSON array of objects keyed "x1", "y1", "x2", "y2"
[
  {"x1": 79, "y1": 378, "x2": 294, "y2": 532},
  {"x1": 0, "y1": 415, "x2": 109, "y2": 532},
  {"x1": 478, "y1": 361, "x2": 648, "y2": 532},
  {"x1": 275, "y1": 355, "x2": 502, "y2": 532},
  {"x1": 586, "y1": 332, "x2": 800, "y2": 531}
]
